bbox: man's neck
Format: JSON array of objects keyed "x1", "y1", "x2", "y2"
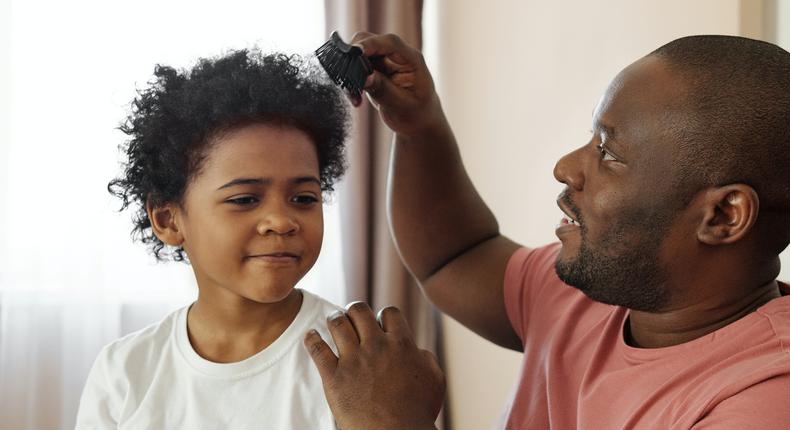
[{"x1": 626, "y1": 280, "x2": 781, "y2": 348}]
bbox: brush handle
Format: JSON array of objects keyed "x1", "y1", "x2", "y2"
[{"x1": 330, "y1": 31, "x2": 363, "y2": 56}]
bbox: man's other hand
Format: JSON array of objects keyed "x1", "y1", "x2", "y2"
[{"x1": 304, "y1": 302, "x2": 445, "y2": 430}]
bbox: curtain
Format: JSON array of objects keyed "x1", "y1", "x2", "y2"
[{"x1": 324, "y1": 1, "x2": 446, "y2": 428}]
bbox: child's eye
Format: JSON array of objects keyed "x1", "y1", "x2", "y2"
[
  {"x1": 291, "y1": 194, "x2": 319, "y2": 205},
  {"x1": 227, "y1": 196, "x2": 259, "y2": 205}
]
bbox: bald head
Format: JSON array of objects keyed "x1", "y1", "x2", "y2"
[{"x1": 648, "y1": 35, "x2": 790, "y2": 253}]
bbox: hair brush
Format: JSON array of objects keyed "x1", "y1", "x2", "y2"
[{"x1": 315, "y1": 31, "x2": 373, "y2": 99}]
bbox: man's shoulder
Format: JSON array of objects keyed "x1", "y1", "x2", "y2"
[
  {"x1": 505, "y1": 242, "x2": 563, "y2": 288},
  {"x1": 511, "y1": 242, "x2": 562, "y2": 268},
  {"x1": 693, "y1": 308, "x2": 790, "y2": 429},
  {"x1": 693, "y1": 294, "x2": 790, "y2": 403},
  {"x1": 756, "y1": 291, "x2": 790, "y2": 349}
]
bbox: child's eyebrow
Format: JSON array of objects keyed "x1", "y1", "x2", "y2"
[
  {"x1": 217, "y1": 178, "x2": 268, "y2": 190},
  {"x1": 292, "y1": 176, "x2": 322, "y2": 186},
  {"x1": 216, "y1": 176, "x2": 320, "y2": 190}
]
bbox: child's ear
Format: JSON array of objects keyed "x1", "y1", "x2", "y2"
[
  {"x1": 696, "y1": 184, "x2": 759, "y2": 246},
  {"x1": 147, "y1": 199, "x2": 185, "y2": 247}
]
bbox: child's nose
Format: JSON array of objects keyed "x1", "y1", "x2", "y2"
[{"x1": 256, "y1": 211, "x2": 299, "y2": 236}]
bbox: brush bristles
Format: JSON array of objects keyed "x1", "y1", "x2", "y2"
[{"x1": 316, "y1": 33, "x2": 372, "y2": 97}]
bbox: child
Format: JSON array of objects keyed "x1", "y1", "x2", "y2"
[{"x1": 75, "y1": 49, "x2": 349, "y2": 429}]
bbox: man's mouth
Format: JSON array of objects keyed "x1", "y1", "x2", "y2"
[
  {"x1": 555, "y1": 189, "x2": 585, "y2": 243},
  {"x1": 560, "y1": 214, "x2": 580, "y2": 227},
  {"x1": 556, "y1": 193, "x2": 582, "y2": 228}
]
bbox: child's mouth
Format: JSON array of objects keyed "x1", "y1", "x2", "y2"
[{"x1": 245, "y1": 252, "x2": 300, "y2": 265}]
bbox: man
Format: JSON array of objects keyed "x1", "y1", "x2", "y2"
[{"x1": 304, "y1": 34, "x2": 790, "y2": 429}]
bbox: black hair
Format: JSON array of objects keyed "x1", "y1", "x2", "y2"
[
  {"x1": 108, "y1": 49, "x2": 349, "y2": 261},
  {"x1": 649, "y1": 35, "x2": 790, "y2": 252}
]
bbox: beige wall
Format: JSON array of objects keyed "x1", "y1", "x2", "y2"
[
  {"x1": 769, "y1": 0, "x2": 790, "y2": 46},
  {"x1": 423, "y1": 1, "x2": 789, "y2": 428}
]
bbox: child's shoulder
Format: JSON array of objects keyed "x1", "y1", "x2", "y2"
[
  {"x1": 97, "y1": 306, "x2": 186, "y2": 369},
  {"x1": 297, "y1": 290, "x2": 344, "y2": 353},
  {"x1": 301, "y1": 289, "x2": 344, "y2": 318}
]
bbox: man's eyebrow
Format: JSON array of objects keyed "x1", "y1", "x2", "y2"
[
  {"x1": 594, "y1": 122, "x2": 617, "y2": 141},
  {"x1": 216, "y1": 176, "x2": 320, "y2": 190}
]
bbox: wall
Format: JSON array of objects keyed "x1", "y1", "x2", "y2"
[
  {"x1": 780, "y1": 0, "x2": 790, "y2": 45},
  {"x1": 765, "y1": 0, "x2": 790, "y2": 47},
  {"x1": 423, "y1": 1, "x2": 788, "y2": 428}
]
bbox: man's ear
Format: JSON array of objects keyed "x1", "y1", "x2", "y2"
[
  {"x1": 146, "y1": 199, "x2": 185, "y2": 247},
  {"x1": 696, "y1": 184, "x2": 759, "y2": 246}
]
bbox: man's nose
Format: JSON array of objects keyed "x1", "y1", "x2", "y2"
[{"x1": 553, "y1": 147, "x2": 586, "y2": 191}]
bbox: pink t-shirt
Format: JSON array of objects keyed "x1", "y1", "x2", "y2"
[{"x1": 503, "y1": 243, "x2": 790, "y2": 429}]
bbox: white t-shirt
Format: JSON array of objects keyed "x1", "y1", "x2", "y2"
[{"x1": 75, "y1": 289, "x2": 341, "y2": 429}]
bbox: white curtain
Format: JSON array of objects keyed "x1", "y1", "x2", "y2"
[{"x1": 0, "y1": 1, "x2": 344, "y2": 429}]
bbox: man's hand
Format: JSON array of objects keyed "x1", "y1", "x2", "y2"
[
  {"x1": 304, "y1": 302, "x2": 445, "y2": 430},
  {"x1": 350, "y1": 32, "x2": 446, "y2": 139}
]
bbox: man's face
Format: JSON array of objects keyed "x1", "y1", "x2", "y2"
[
  {"x1": 177, "y1": 123, "x2": 324, "y2": 304},
  {"x1": 553, "y1": 56, "x2": 692, "y2": 311}
]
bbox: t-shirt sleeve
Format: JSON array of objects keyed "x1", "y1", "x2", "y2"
[
  {"x1": 503, "y1": 243, "x2": 561, "y2": 345},
  {"x1": 74, "y1": 345, "x2": 121, "y2": 429},
  {"x1": 690, "y1": 374, "x2": 790, "y2": 429}
]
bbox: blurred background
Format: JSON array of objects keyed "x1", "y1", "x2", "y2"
[{"x1": 1, "y1": 0, "x2": 788, "y2": 429}]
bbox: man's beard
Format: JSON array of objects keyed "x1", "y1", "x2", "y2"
[{"x1": 554, "y1": 202, "x2": 674, "y2": 312}]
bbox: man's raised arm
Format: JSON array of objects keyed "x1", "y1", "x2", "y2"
[{"x1": 353, "y1": 32, "x2": 523, "y2": 350}]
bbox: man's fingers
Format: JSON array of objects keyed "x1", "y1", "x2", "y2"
[
  {"x1": 346, "y1": 32, "x2": 431, "y2": 115},
  {"x1": 370, "y1": 55, "x2": 415, "y2": 75},
  {"x1": 326, "y1": 310, "x2": 360, "y2": 355},
  {"x1": 376, "y1": 306, "x2": 413, "y2": 339},
  {"x1": 365, "y1": 70, "x2": 411, "y2": 110},
  {"x1": 351, "y1": 32, "x2": 421, "y2": 66},
  {"x1": 345, "y1": 301, "x2": 382, "y2": 343},
  {"x1": 349, "y1": 31, "x2": 376, "y2": 46},
  {"x1": 304, "y1": 329, "x2": 338, "y2": 381}
]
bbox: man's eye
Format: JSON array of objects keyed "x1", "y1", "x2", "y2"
[
  {"x1": 292, "y1": 195, "x2": 319, "y2": 205},
  {"x1": 227, "y1": 196, "x2": 258, "y2": 205},
  {"x1": 596, "y1": 144, "x2": 617, "y2": 162}
]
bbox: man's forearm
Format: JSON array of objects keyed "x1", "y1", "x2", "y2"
[{"x1": 388, "y1": 115, "x2": 500, "y2": 282}]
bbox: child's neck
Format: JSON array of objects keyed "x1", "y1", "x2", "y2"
[{"x1": 186, "y1": 289, "x2": 303, "y2": 363}]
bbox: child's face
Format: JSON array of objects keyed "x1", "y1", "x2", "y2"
[{"x1": 177, "y1": 123, "x2": 324, "y2": 304}]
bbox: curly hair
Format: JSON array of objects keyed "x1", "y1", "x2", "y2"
[{"x1": 109, "y1": 49, "x2": 349, "y2": 262}]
